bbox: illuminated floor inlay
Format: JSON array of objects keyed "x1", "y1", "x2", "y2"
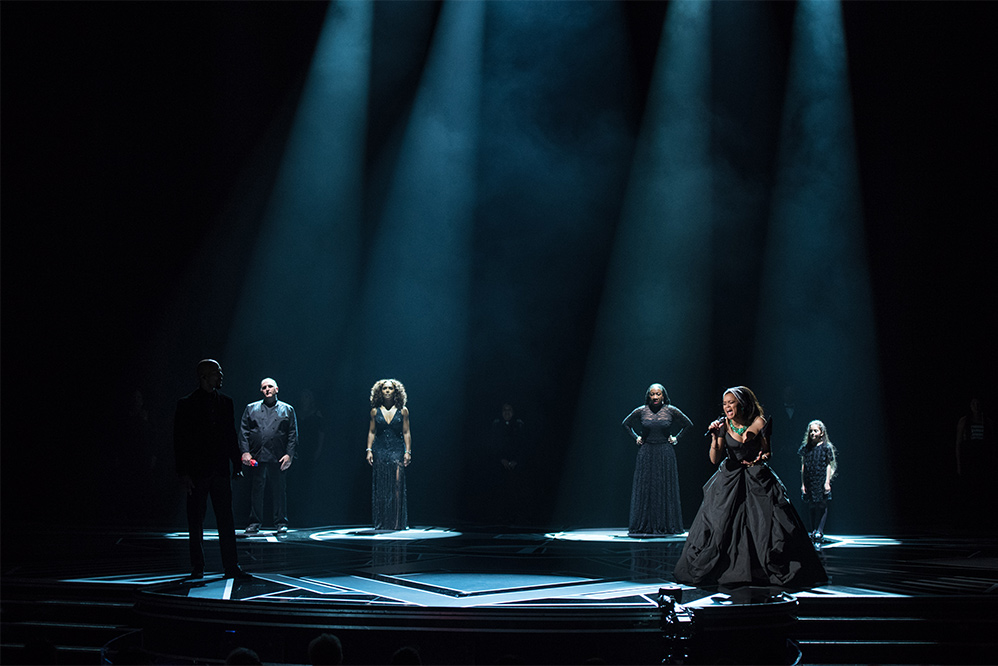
[
  {"x1": 545, "y1": 528, "x2": 687, "y2": 542},
  {"x1": 310, "y1": 527, "x2": 461, "y2": 541}
]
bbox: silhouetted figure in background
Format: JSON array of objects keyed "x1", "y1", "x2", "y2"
[
  {"x1": 772, "y1": 384, "x2": 807, "y2": 494},
  {"x1": 239, "y1": 377, "x2": 298, "y2": 534},
  {"x1": 489, "y1": 403, "x2": 526, "y2": 526},
  {"x1": 781, "y1": 385, "x2": 798, "y2": 425},
  {"x1": 621, "y1": 384, "x2": 693, "y2": 536},
  {"x1": 390, "y1": 645, "x2": 422, "y2": 664},
  {"x1": 308, "y1": 633, "x2": 343, "y2": 665},
  {"x1": 110, "y1": 388, "x2": 159, "y2": 524},
  {"x1": 798, "y1": 420, "x2": 838, "y2": 542},
  {"x1": 294, "y1": 388, "x2": 327, "y2": 526},
  {"x1": 956, "y1": 397, "x2": 996, "y2": 513},
  {"x1": 173, "y1": 359, "x2": 248, "y2": 579},
  {"x1": 121, "y1": 389, "x2": 157, "y2": 466},
  {"x1": 225, "y1": 647, "x2": 262, "y2": 664}
]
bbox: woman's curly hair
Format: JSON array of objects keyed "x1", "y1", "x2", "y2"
[{"x1": 370, "y1": 378, "x2": 407, "y2": 409}]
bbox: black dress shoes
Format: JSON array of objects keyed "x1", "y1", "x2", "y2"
[{"x1": 224, "y1": 567, "x2": 253, "y2": 580}]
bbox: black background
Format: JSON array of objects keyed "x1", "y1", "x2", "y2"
[{"x1": 2, "y1": 1, "x2": 995, "y2": 534}]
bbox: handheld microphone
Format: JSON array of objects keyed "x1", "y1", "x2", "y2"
[{"x1": 704, "y1": 416, "x2": 724, "y2": 437}]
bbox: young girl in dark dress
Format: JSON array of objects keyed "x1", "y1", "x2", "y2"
[{"x1": 798, "y1": 420, "x2": 837, "y2": 542}]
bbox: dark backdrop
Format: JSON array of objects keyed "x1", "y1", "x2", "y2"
[{"x1": 2, "y1": 1, "x2": 995, "y2": 535}]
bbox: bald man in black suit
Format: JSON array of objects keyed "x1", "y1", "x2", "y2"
[{"x1": 173, "y1": 359, "x2": 249, "y2": 579}]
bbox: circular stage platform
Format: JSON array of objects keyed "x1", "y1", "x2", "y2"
[{"x1": 5, "y1": 525, "x2": 995, "y2": 665}]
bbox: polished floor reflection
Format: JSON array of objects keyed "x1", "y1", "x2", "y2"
[{"x1": 2, "y1": 525, "x2": 996, "y2": 664}]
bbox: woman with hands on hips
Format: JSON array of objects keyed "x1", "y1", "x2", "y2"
[{"x1": 622, "y1": 383, "x2": 693, "y2": 536}]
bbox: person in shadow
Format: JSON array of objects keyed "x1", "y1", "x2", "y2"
[
  {"x1": 390, "y1": 645, "x2": 422, "y2": 664},
  {"x1": 173, "y1": 359, "x2": 249, "y2": 579},
  {"x1": 308, "y1": 633, "x2": 343, "y2": 665},
  {"x1": 956, "y1": 397, "x2": 996, "y2": 513},
  {"x1": 225, "y1": 647, "x2": 261, "y2": 665},
  {"x1": 770, "y1": 384, "x2": 808, "y2": 499},
  {"x1": 293, "y1": 387, "x2": 327, "y2": 526},
  {"x1": 488, "y1": 403, "x2": 527, "y2": 526}
]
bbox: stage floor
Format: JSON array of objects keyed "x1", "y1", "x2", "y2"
[{"x1": 2, "y1": 525, "x2": 997, "y2": 664}]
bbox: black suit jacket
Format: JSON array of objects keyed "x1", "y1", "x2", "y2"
[{"x1": 174, "y1": 388, "x2": 240, "y2": 479}]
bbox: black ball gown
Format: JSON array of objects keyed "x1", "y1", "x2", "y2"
[{"x1": 674, "y1": 422, "x2": 826, "y2": 588}]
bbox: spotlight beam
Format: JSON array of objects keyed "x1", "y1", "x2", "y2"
[
  {"x1": 557, "y1": 0, "x2": 713, "y2": 527},
  {"x1": 756, "y1": 0, "x2": 887, "y2": 531}
]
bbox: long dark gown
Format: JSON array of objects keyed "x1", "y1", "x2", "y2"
[
  {"x1": 371, "y1": 408, "x2": 407, "y2": 531},
  {"x1": 674, "y1": 425, "x2": 826, "y2": 588},
  {"x1": 622, "y1": 405, "x2": 692, "y2": 536}
]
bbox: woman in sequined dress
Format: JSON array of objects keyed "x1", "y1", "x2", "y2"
[
  {"x1": 366, "y1": 379, "x2": 411, "y2": 531},
  {"x1": 621, "y1": 383, "x2": 693, "y2": 536}
]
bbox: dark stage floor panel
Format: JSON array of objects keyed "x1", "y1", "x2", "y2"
[{"x1": 2, "y1": 525, "x2": 996, "y2": 664}]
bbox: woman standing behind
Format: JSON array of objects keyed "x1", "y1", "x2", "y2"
[
  {"x1": 956, "y1": 398, "x2": 995, "y2": 476},
  {"x1": 366, "y1": 379, "x2": 412, "y2": 531},
  {"x1": 622, "y1": 383, "x2": 693, "y2": 536},
  {"x1": 955, "y1": 397, "x2": 996, "y2": 511},
  {"x1": 674, "y1": 386, "x2": 825, "y2": 588},
  {"x1": 798, "y1": 420, "x2": 837, "y2": 542}
]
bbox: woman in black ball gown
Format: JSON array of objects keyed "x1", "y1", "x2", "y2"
[{"x1": 674, "y1": 386, "x2": 826, "y2": 588}]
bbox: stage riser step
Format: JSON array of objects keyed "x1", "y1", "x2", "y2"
[
  {"x1": 1, "y1": 582, "x2": 140, "y2": 604},
  {"x1": 796, "y1": 598, "x2": 996, "y2": 616},
  {"x1": 0, "y1": 598, "x2": 136, "y2": 625},
  {"x1": 141, "y1": 623, "x2": 668, "y2": 665},
  {"x1": 1, "y1": 643, "x2": 104, "y2": 666},
  {"x1": 797, "y1": 640, "x2": 991, "y2": 665},
  {"x1": 794, "y1": 616, "x2": 995, "y2": 641},
  {"x1": 0, "y1": 620, "x2": 137, "y2": 650}
]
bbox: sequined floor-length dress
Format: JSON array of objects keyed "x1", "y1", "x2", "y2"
[
  {"x1": 674, "y1": 427, "x2": 827, "y2": 588},
  {"x1": 371, "y1": 408, "x2": 407, "y2": 531},
  {"x1": 622, "y1": 405, "x2": 692, "y2": 536}
]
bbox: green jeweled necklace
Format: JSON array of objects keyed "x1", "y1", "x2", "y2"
[{"x1": 728, "y1": 419, "x2": 748, "y2": 435}]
